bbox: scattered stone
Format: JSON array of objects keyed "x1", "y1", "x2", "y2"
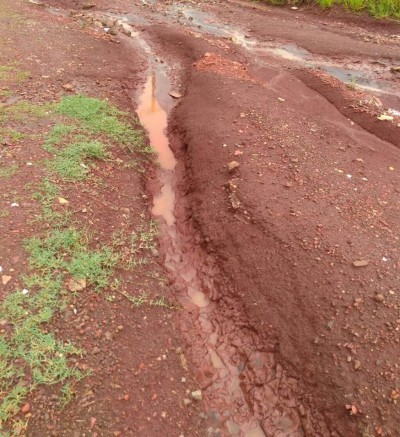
[
  {"x1": 21, "y1": 403, "x2": 30, "y2": 414},
  {"x1": 58, "y1": 197, "x2": 69, "y2": 205},
  {"x1": 278, "y1": 97, "x2": 285, "y2": 102},
  {"x1": 62, "y1": 84, "x2": 74, "y2": 92},
  {"x1": 82, "y1": 3, "x2": 96, "y2": 9},
  {"x1": 1, "y1": 275, "x2": 12, "y2": 285},
  {"x1": 284, "y1": 181, "x2": 293, "y2": 188},
  {"x1": 377, "y1": 114, "x2": 394, "y2": 121},
  {"x1": 92, "y1": 346, "x2": 101, "y2": 355},
  {"x1": 68, "y1": 278, "x2": 87, "y2": 292},
  {"x1": 352, "y1": 260, "x2": 369, "y2": 267},
  {"x1": 169, "y1": 91, "x2": 182, "y2": 99},
  {"x1": 191, "y1": 390, "x2": 202, "y2": 401},
  {"x1": 120, "y1": 23, "x2": 132, "y2": 36},
  {"x1": 374, "y1": 293, "x2": 384, "y2": 303},
  {"x1": 105, "y1": 331, "x2": 113, "y2": 341},
  {"x1": 326, "y1": 320, "x2": 334, "y2": 331},
  {"x1": 354, "y1": 360, "x2": 361, "y2": 370},
  {"x1": 228, "y1": 161, "x2": 240, "y2": 172}
]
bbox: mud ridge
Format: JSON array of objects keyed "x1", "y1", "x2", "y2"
[
  {"x1": 295, "y1": 69, "x2": 400, "y2": 149},
  {"x1": 165, "y1": 113, "x2": 336, "y2": 436}
]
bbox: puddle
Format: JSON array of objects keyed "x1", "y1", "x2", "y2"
[
  {"x1": 171, "y1": 4, "x2": 255, "y2": 49},
  {"x1": 169, "y1": 4, "x2": 400, "y2": 101}
]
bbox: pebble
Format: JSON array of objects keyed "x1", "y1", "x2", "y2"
[
  {"x1": 191, "y1": 390, "x2": 202, "y2": 401},
  {"x1": 21, "y1": 403, "x2": 30, "y2": 414},
  {"x1": 228, "y1": 161, "x2": 240, "y2": 172},
  {"x1": 353, "y1": 260, "x2": 369, "y2": 267},
  {"x1": 374, "y1": 294, "x2": 384, "y2": 303}
]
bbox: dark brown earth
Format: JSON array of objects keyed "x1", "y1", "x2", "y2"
[{"x1": 2, "y1": 0, "x2": 400, "y2": 436}]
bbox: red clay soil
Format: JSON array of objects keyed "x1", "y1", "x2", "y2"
[{"x1": 2, "y1": 0, "x2": 400, "y2": 436}]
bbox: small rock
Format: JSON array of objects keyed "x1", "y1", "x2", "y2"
[
  {"x1": 68, "y1": 278, "x2": 87, "y2": 292},
  {"x1": 354, "y1": 360, "x2": 361, "y2": 370},
  {"x1": 228, "y1": 161, "x2": 240, "y2": 172},
  {"x1": 105, "y1": 331, "x2": 113, "y2": 341},
  {"x1": 58, "y1": 197, "x2": 69, "y2": 205},
  {"x1": 82, "y1": 3, "x2": 96, "y2": 9},
  {"x1": 374, "y1": 294, "x2": 384, "y2": 303},
  {"x1": 62, "y1": 84, "x2": 74, "y2": 92},
  {"x1": 21, "y1": 403, "x2": 30, "y2": 414},
  {"x1": 183, "y1": 398, "x2": 191, "y2": 406},
  {"x1": 169, "y1": 91, "x2": 182, "y2": 99},
  {"x1": 92, "y1": 346, "x2": 101, "y2": 355},
  {"x1": 1, "y1": 275, "x2": 12, "y2": 285},
  {"x1": 352, "y1": 260, "x2": 369, "y2": 267},
  {"x1": 191, "y1": 390, "x2": 202, "y2": 401}
]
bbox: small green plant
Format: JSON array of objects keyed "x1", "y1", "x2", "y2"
[{"x1": 347, "y1": 77, "x2": 358, "y2": 90}]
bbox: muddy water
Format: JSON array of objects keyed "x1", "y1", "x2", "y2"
[
  {"x1": 136, "y1": 66, "x2": 331, "y2": 436},
  {"x1": 136, "y1": 70, "x2": 269, "y2": 436}
]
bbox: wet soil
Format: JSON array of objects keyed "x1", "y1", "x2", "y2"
[{"x1": 3, "y1": 0, "x2": 400, "y2": 436}]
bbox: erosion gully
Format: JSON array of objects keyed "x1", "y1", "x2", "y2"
[{"x1": 132, "y1": 28, "x2": 328, "y2": 437}]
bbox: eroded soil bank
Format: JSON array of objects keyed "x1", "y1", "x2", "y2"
[{"x1": 2, "y1": 0, "x2": 400, "y2": 436}]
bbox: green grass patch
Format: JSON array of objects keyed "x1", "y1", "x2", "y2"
[
  {"x1": 0, "y1": 164, "x2": 17, "y2": 179},
  {"x1": 316, "y1": 0, "x2": 400, "y2": 17},
  {"x1": 0, "y1": 227, "x2": 119, "y2": 425},
  {"x1": 0, "y1": 93, "x2": 149, "y2": 430},
  {"x1": 257, "y1": 0, "x2": 400, "y2": 18},
  {"x1": 56, "y1": 95, "x2": 144, "y2": 146},
  {"x1": 48, "y1": 140, "x2": 108, "y2": 181}
]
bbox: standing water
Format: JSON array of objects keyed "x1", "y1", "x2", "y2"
[{"x1": 136, "y1": 70, "x2": 269, "y2": 436}]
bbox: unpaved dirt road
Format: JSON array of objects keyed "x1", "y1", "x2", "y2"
[{"x1": 2, "y1": 0, "x2": 400, "y2": 436}]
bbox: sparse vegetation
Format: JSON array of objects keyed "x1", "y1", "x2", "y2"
[
  {"x1": 315, "y1": 0, "x2": 400, "y2": 17},
  {"x1": 0, "y1": 94, "x2": 158, "y2": 431},
  {"x1": 257, "y1": 0, "x2": 400, "y2": 18},
  {"x1": 0, "y1": 164, "x2": 17, "y2": 179}
]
